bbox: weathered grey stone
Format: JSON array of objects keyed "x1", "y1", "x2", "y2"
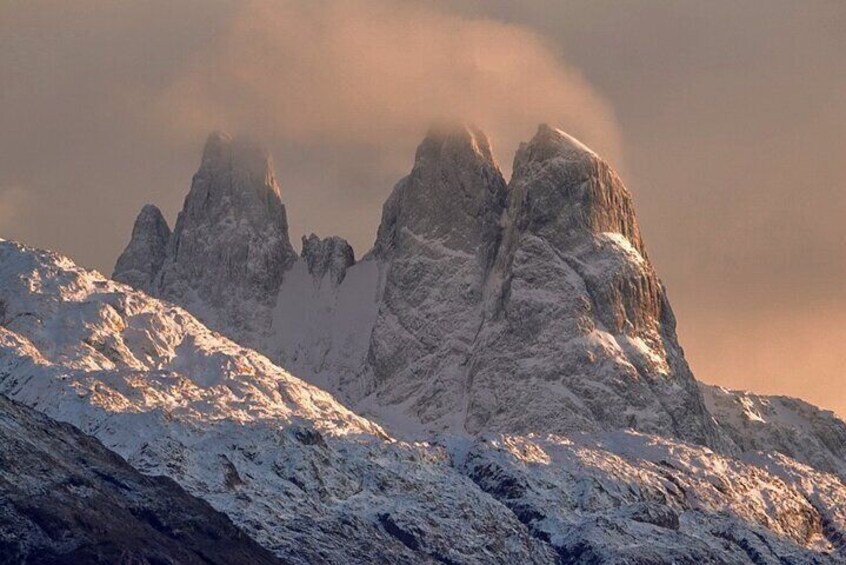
[{"x1": 112, "y1": 204, "x2": 170, "y2": 293}]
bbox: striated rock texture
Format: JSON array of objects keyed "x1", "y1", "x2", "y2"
[
  {"x1": 113, "y1": 132, "x2": 298, "y2": 343},
  {"x1": 354, "y1": 124, "x2": 728, "y2": 448},
  {"x1": 112, "y1": 204, "x2": 170, "y2": 293},
  {"x1": 0, "y1": 394, "x2": 280, "y2": 565},
  {"x1": 456, "y1": 125, "x2": 727, "y2": 445},
  {"x1": 364, "y1": 124, "x2": 508, "y2": 426},
  {"x1": 156, "y1": 131, "x2": 297, "y2": 337}
]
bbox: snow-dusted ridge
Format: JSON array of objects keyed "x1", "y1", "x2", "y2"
[
  {"x1": 0, "y1": 239, "x2": 552, "y2": 563},
  {"x1": 3, "y1": 238, "x2": 846, "y2": 562}
]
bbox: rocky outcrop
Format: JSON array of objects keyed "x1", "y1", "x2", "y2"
[
  {"x1": 356, "y1": 124, "x2": 728, "y2": 447},
  {"x1": 0, "y1": 394, "x2": 280, "y2": 565},
  {"x1": 301, "y1": 234, "x2": 355, "y2": 286},
  {"x1": 456, "y1": 124, "x2": 727, "y2": 447},
  {"x1": 112, "y1": 204, "x2": 170, "y2": 293},
  {"x1": 363, "y1": 123, "x2": 508, "y2": 426},
  {"x1": 113, "y1": 132, "x2": 298, "y2": 345},
  {"x1": 156, "y1": 131, "x2": 297, "y2": 338}
]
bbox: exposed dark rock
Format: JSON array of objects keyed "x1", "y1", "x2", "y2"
[{"x1": 0, "y1": 394, "x2": 281, "y2": 565}]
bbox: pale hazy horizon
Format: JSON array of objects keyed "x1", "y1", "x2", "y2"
[{"x1": 2, "y1": 1, "x2": 844, "y2": 416}]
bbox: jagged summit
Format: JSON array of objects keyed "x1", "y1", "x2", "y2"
[
  {"x1": 185, "y1": 131, "x2": 287, "y2": 227},
  {"x1": 416, "y1": 121, "x2": 498, "y2": 165},
  {"x1": 113, "y1": 203, "x2": 170, "y2": 292},
  {"x1": 138, "y1": 202, "x2": 168, "y2": 222},
  {"x1": 113, "y1": 124, "x2": 721, "y2": 448},
  {"x1": 510, "y1": 122, "x2": 646, "y2": 256},
  {"x1": 159, "y1": 131, "x2": 296, "y2": 333},
  {"x1": 301, "y1": 234, "x2": 355, "y2": 286},
  {"x1": 373, "y1": 122, "x2": 507, "y2": 259},
  {"x1": 113, "y1": 132, "x2": 297, "y2": 341},
  {"x1": 516, "y1": 123, "x2": 598, "y2": 165}
]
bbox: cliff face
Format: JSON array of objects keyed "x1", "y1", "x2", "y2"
[
  {"x1": 112, "y1": 204, "x2": 171, "y2": 293},
  {"x1": 452, "y1": 125, "x2": 724, "y2": 446},
  {"x1": 113, "y1": 132, "x2": 298, "y2": 343},
  {"x1": 357, "y1": 124, "x2": 725, "y2": 447},
  {"x1": 363, "y1": 124, "x2": 509, "y2": 427},
  {"x1": 112, "y1": 125, "x2": 725, "y2": 449}
]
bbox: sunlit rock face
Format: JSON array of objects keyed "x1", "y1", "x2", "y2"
[
  {"x1": 455, "y1": 124, "x2": 727, "y2": 446},
  {"x1": 113, "y1": 204, "x2": 170, "y2": 293},
  {"x1": 702, "y1": 383, "x2": 846, "y2": 480},
  {"x1": 358, "y1": 124, "x2": 727, "y2": 448}
]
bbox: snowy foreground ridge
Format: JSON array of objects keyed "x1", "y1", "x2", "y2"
[
  {"x1": 0, "y1": 125, "x2": 842, "y2": 563},
  {"x1": 3, "y1": 239, "x2": 846, "y2": 563}
]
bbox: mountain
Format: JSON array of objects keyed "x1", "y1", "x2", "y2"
[
  {"x1": 363, "y1": 123, "x2": 724, "y2": 444},
  {"x1": 1, "y1": 239, "x2": 553, "y2": 563},
  {"x1": 93, "y1": 123, "x2": 846, "y2": 561},
  {"x1": 115, "y1": 124, "x2": 725, "y2": 449},
  {"x1": 153, "y1": 131, "x2": 297, "y2": 340},
  {"x1": 0, "y1": 394, "x2": 281, "y2": 565},
  {"x1": 112, "y1": 204, "x2": 170, "y2": 293},
  {"x1": 4, "y1": 240, "x2": 846, "y2": 562}
]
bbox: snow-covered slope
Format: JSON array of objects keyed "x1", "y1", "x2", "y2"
[
  {"x1": 703, "y1": 383, "x2": 846, "y2": 480},
  {"x1": 0, "y1": 394, "x2": 281, "y2": 564},
  {"x1": 0, "y1": 239, "x2": 552, "y2": 563},
  {"x1": 114, "y1": 124, "x2": 727, "y2": 448},
  {"x1": 5, "y1": 239, "x2": 846, "y2": 562},
  {"x1": 450, "y1": 430, "x2": 846, "y2": 563}
]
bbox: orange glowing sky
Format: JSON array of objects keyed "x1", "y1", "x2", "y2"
[{"x1": 1, "y1": 1, "x2": 844, "y2": 415}]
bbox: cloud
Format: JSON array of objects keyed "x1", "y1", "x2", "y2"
[
  {"x1": 3, "y1": 1, "x2": 842, "y2": 416},
  {"x1": 153, "y1": 0, "x2": 622, "y2": 173}
]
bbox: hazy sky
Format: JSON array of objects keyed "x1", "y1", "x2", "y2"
[{"x1": 2, "y1": 1, "x2": 844, "y2": 415}]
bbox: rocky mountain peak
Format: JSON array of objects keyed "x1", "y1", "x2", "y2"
[
  {"x1": 112, "y1": 204, "x2": 170, "y2": 292},
  {"x1": 415, "y1": 122, "x2": 497, "y2": 166},
  {"x1": 509, "y1": 124, "x2": 645, "y2": 256},
  {"x1": 111, "y1": 124, "x2": 722, "y2": 449},
  {"x1": 301, "y1": 234, "x2": 355, "y2": 286},
  {"x1": 514, "y1": 123, "x2": 597, "y2": 167},
  {"x1": 152, "y1": 133, "x2": 297, "y2": 338},
  {"x1": 185, "y1": 131, "x2": 286, "y2": 229},
  {"x1": 200, "y1": 131, "x2": 277, "y2": 190},
  {"x1": 374, "y1": 123, "x2": 507, "y2": 260}
]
